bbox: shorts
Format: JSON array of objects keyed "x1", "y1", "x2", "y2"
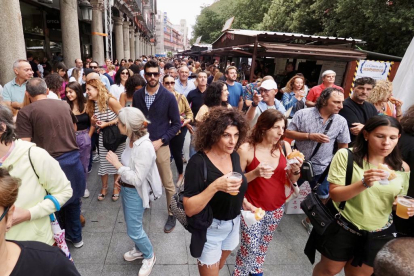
[
  {"x1": 313, "y1": 221, "x2": 396, "y2": 267},
  {"x1": 198, "y1": 215, "x2": 240, "y2": 266}
]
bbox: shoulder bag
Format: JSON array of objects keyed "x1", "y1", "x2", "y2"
[
  {"x1": 300, "y1": 119, "x2": 333, "y2": 182},
  {"x1": 102, "y1": 101, "x2": 127, "y2": 152},
  {"x1": 169, "y1": 153, "x2": 207, "y2": 230},
  {"x1": 300, "y1": 148, "x2": 353, "y2": 235}
]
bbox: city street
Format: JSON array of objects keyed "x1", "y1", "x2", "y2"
[{"x1": 70, "y1": 135, "x2": 345, "y2": 276}]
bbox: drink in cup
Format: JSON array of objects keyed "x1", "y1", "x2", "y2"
[
  {"x1": 396, "y1": 195, "x2": 413, "y2": 219},
  {"x1": 228, "y1": 172, "x2": 242, "y2": 195},
  {"x1": 261, "y1": 163, "x2": 274, "y2": 179}
]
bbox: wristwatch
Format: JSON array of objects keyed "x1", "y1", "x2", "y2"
[
  {"x1": 161, "y1": 137, "x2": 167, "y2": 144},
  {"x1": 251, "y1": 102, "x2": 258, "y2": 107}
]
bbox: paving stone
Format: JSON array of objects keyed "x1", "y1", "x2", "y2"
[
  {"x1": 82, "y1": 205, "x2": 120, "y2": 233},
  {"x1": 69, "y1": 232, "x2": 112, "y2": 264},
  {"x1": 74, "y1": 263, "x2": 104, "y2": 276},
  {"x1": 189, "y1": 264, "x2": 231, "y2": 276},
  {"x1": 149, "y1": 232, "x2": 188, "y2": 265},
  {"x1": 101, "y1": 264, "x2": 140, "y2": 276},
  {"x1": 105, "y1": 232, "x2": 138, "y2": 265}
]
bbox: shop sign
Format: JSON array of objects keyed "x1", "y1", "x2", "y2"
[
  {"x1": 351, "y1": 60, "x2": 393, "y2": 92},
  {"x1": 46, "y1": 14, "x2": 61, "y2": 29}
]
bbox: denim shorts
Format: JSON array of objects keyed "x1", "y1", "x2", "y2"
[{"x1": 198, "y1": 215, "x2": 240, "y2": 266}]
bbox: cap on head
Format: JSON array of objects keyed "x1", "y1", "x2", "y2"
[
  {"x1": 260, "y1": 80, "x2": 278, "y2": 90},
  {"x1": 322, "y1": 70, "x2": 336, "y2": 77}
]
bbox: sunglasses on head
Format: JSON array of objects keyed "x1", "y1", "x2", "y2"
[
  {"x1": 0, "y1": 206, "x2": 10, "y2": 222},
  {"x1": 164, "y1": 81, "x2": 175, "y2": 85},
  {"x1": 145, "y1": 72, "x2": 160, "y2": 77}
]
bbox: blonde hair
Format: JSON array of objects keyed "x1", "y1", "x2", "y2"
[
  {"x1": 0, "y1": 168, "x2": 20, "y2": 218},
  {"x1": 367, "y1": 80, "x2": 392, "y2": 105},
  {"x1": 117, "y1": 107, "x2": 149, "y2": 141},
  {"x1": 86, "y1": 79, "x2": 115, "y2": 116},
  {"x1": 284, "y1": 75, "x2": 305, "y2": 93},
  {"x1": 213, "y1": 72, "x2": 223, "y2": 82}
]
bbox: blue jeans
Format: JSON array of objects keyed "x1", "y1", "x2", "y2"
[
  {"x1": 59, "y1": 197, "x2": 82, "y2": 243},
  {"x1": 298, "y1": 173, "x2": 329, "y2": 199},
  {"x1": 121, "y1": 186, "x2": 153, "y2": 259}
]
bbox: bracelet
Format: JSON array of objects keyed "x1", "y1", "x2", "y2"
[
  {"x1": 307, "y1": 133, "x2": 311, "y2": 140},
  {"x1": 251, "y1": 102, "x2": 258, "y2": 107},
  {"x1": 293, "y1": 171, "x2": 301, "y2": 175},
  {"x1": 361, "y1": 177, "x2": 370, "y2": 189}
]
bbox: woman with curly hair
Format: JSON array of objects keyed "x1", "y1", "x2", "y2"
[
  {"x1": 282, "y1": 75, "x2": 306, "y2": 117},
  {"x1": 183, "y1": 106, "x2": 249, "y2": 276},
  {"x1": 195, "y1": 81, "x2": 231, "y2": 123},
  {"x1": 44, "y1": 73, "x2": 63, "y2": 99},
  {"x1": 120, "y1": 74, "x2": 146, "y2": 107},
  {"x1": 86, "y1": 79, "x2": 125, "y2": 201},
  {"x1": 233, "y1": 109, "x2": 303, "y2": 276},
  {"x1": 367, "y1": 80, "x2": 403, "y2": 121}
]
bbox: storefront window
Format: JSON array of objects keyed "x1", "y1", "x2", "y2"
[{"x1": 21, "y1": 2, "x2": 44, "y2": 36}]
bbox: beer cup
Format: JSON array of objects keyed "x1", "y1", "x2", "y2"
[{"x1": 396, "y1": 195, "x2": 413, "y2": 219}]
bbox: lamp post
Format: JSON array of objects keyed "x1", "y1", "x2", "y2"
[{"x1": 79, "y1": 0, "x2": 92, "y2": 21}]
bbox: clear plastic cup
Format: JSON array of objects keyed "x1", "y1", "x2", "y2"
[
  {"x1": 261, "y1": 163, "x2": 274, "y2": 179},
  {"x1": 228, "y1": 172, "x2": 242, "y2": 195},
  {"x1": 396, "y1": 195, "x2": 413, "y2": 219}
]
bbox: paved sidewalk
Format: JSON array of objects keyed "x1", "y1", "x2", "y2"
[{"x1": 71, "y1": 135, "x2": 344, "y2": 275}]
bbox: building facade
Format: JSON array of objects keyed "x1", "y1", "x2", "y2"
[
  {"x1": 155, "y1": 11, "x2": 185, "y2": 55},
  {"x1": 0, "y1": 0, "x2": 157, "y2": 86}
]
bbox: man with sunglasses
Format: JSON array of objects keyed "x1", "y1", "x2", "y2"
[
  {"x1": 245, "y1": 79, "x2": 286, "y2": 128},
  {"x1": 89, "y1": 61, "x2": 111, "y2": 91},
  {"x1": 132, "y1": 60, "x2": 181, "y2": 233}
]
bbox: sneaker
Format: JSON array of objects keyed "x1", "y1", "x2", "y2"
[
  {"x1": 302, "y1": 219, "x2": 313, "y2": 235},
  {"x1": 83, "y1": 189, "x2": 90, "y2": 198},
  {"x1": 164, "y1": 215, "x2": 176, "y2": 233},
  {"x1": 124, "y1": 247, "x2": 144, "y2": 262},
  {"x1": 92, "y1": 154, "x2": 100, "y2": 163},
  {"x1": 66, "y1": 238, "x2": 84, "y2": 248},
  {"x1": 139, "y1": 254, "x2": 156, "y2": 276},
  {"x1": 182, "y1": 156, "x2": 187, "y2": 163}
]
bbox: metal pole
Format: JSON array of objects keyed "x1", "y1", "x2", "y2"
[{"x1": 249, "y1": 36, "x2": 258, "y2": 83}]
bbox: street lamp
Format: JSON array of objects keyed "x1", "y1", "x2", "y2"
[{"x1": 79, "y1": 0, "x2": 92, "y2": 21}]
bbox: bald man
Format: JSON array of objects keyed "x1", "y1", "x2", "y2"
[{"x1": 174, "y1": 66, "x2": 196, "y2": 97}]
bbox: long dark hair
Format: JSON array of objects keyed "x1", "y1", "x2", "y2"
[
  {"x1": 353, "y1": 116, "x2": 403, "y2": 170},
  {"x1": 204, "y1": 81, "x2": 227, "y2": 107},
  {"x1": 66, "y1": 81, "x2": 86, "y2": 113},
  {"x1": 114, "y1": 67, "x2": 129, "y2": 86},
  {"x1": 249, "y1": 109, "x2": 287, "y2": 156},
  {"x1": 125, "y1": 74, "x2": 146, "y2": 98}
]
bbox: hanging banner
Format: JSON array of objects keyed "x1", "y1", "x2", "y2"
[{"x1": 351, "y1": 60, "x2": 393, "y2": 92}]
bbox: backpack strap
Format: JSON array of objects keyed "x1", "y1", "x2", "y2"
[{"x1": 338, "y1": 148, "x2": 353, "y2": 210}]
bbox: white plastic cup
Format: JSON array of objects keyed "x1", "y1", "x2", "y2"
[{"x1": 228, "y1": 172, "x2": 242, "y2": 195}]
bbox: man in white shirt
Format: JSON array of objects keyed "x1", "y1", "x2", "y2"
[{"x1": 174, "y1": 66, "x2": 196, "y2": 97}]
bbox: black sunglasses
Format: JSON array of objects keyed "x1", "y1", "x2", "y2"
[
  {"x1": 164, "y1": 81, "x2": 175, "y2": 85},
  {"x1": 90, "y1": 66, "x2": 98, "y2": 69},
  {"x1": 121, "y1": 72, "x2": 129, "y2": 75},
  {"x1": 145, "y1": 72, "x2": 160, "y2": 77},
  {"x1": 0, "y1": 206, "x2": 10, "y2": 222}
]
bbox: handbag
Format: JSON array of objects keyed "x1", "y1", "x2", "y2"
[
  {"x1": 28, "y1": 147, "x2": 73, "y2": 261},
  {"x1": 300, "y1": 148, "x2": 353, "y2": 235},
  {"x1": 169, "y1": 153, "x2": 207, "y2": 230},
  {"x1": 300, "y1": 119, "x2": 334, "y2": 182},
  {"x1": 102, "y1": 102, "x2": 127, "y2": 152}
]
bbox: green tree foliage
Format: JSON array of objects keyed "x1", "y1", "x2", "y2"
[{"x1": 260, "y1": 0, "x2": 414, "y2": 56}]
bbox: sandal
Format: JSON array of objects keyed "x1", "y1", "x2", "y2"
[
  {"x1": 112, "y1": 188, "x2": 120, "y2": 202},
  {"x1": 98, "y1": 187, "x2": 108, "y2": 201}
]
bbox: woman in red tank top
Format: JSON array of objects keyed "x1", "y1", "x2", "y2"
[{"x1": 233, "y1": 109, "x2": 303, "y2": 276}]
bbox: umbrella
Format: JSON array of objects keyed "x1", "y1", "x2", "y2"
[
  {"x1": 44, "y1": 195, "x2": 73, "y2": 262},
  {"x1": 392, "y1": 37, "x2": 414, "y2": 113}
]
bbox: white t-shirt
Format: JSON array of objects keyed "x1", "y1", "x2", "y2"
[
  {"x1": 121, "y1": 142, "x2": 132, "y2": 167},
  {"x1": 47, "y1": 91, "x2": 59, "y2": 100},
  {"x1": 110, "y1": 84, "x2": 125, "y2": 101}
]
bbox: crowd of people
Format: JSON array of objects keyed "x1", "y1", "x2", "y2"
[{"x1": 0, "y1": 53, "x2": 413, "y2": 276}]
